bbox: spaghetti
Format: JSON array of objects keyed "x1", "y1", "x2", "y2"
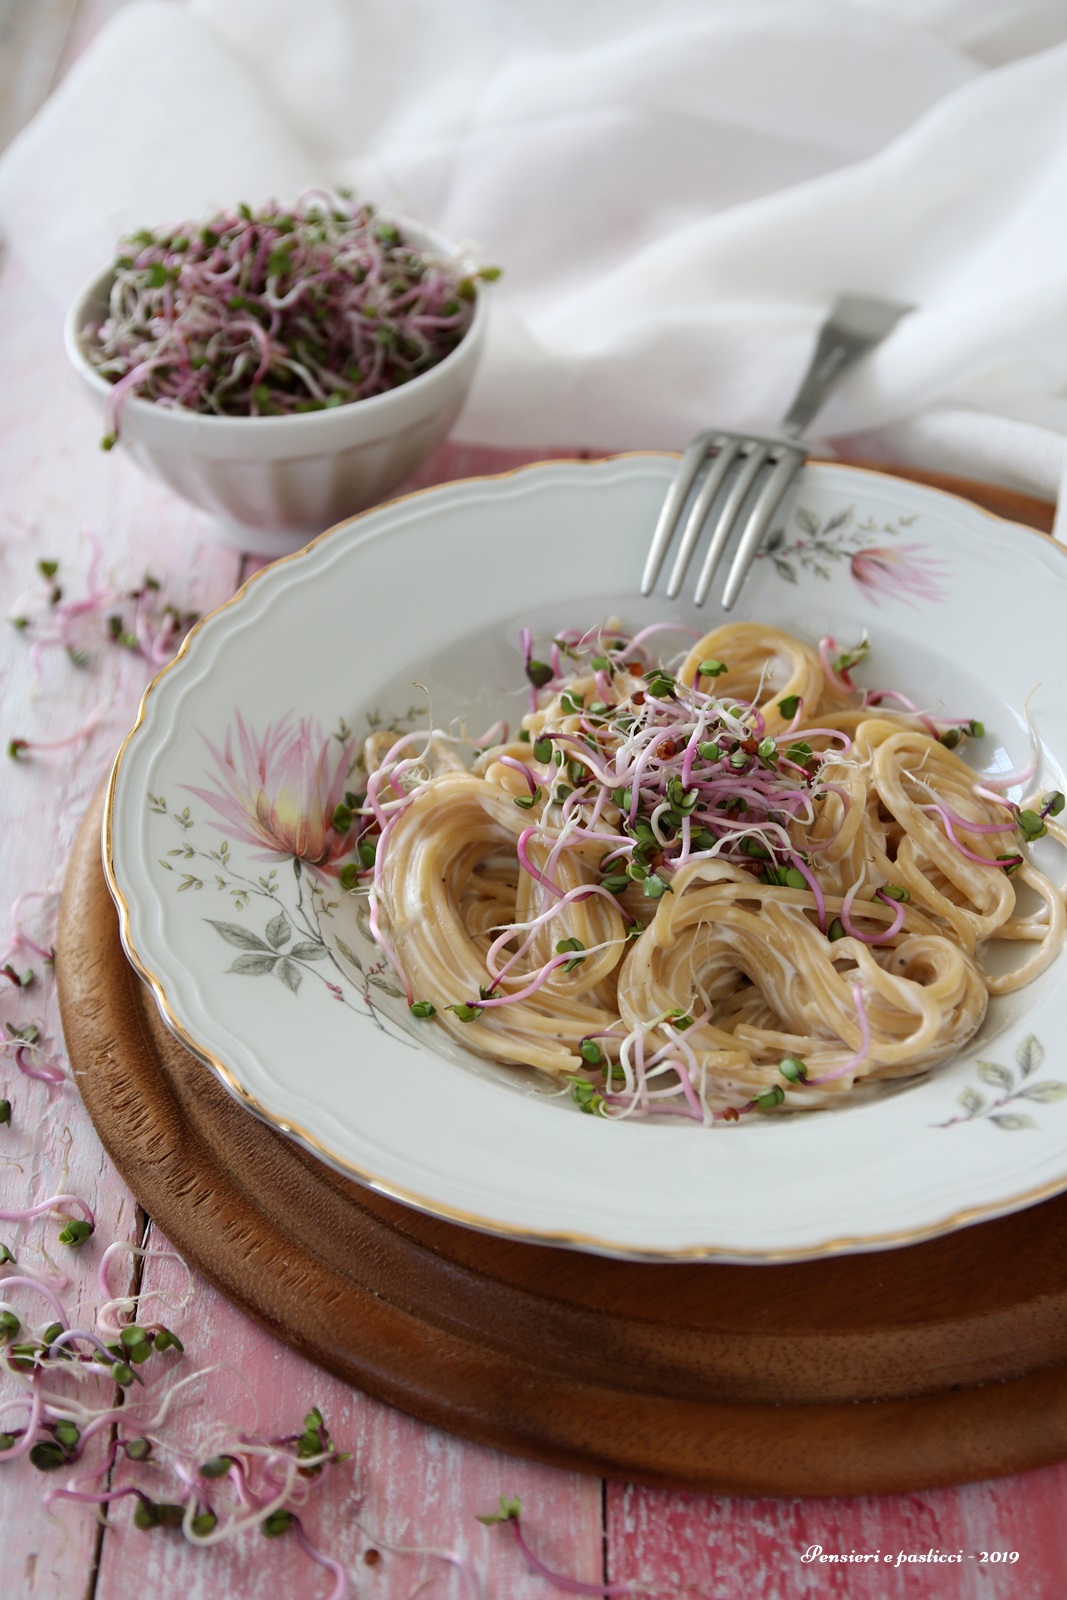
[{"x1": 363, "y1": 622, "x2": 1066, "y2": 1122}]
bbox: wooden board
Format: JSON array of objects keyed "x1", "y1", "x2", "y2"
[{"x1": 58, "y1": 764, "x2": 1067, "y2": 1499}]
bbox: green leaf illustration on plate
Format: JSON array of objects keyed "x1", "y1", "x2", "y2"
[
  {"x1": 758, "y1": 503, "x2": 947, "y2": 605},
  {"x1": 209, "y1": 920, "x2": 270, "y2": 952},
  {"x1": 228, "y1": 953, "x2": 277, "y2": 976},
  {"x1": 150, "y1": 779, "x2": 414, "y2": 1046},
  {"x1": 935, "y1": 1036, "x2": 1065, "y2": 1130}
]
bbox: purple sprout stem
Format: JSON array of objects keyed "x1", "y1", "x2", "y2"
[
  {"x1": 922, "y1": 801, "x2": 1014, "y2": 836},
  {"x1": 43, "y1": 1484, "x2": 147, "y2": 1516},
  {"x1": 626, "y1": 622, "x2": 699, "y2": 652},
  {"x1": 5, "y1": 892, "x2": 55, "y2": 963},
  {"x1": 0, "y1": 1275, "x2": 70, "y2": 1325},
  {"x1": 12, "y1": 701, "x2": 112, "y2": 755},
  {"x1": 863, "y1": 689, "x2": 941, "y2": 739},
  {"x1": 794, "y1": 726, "x2": 852, "y2": 753},
  {"x1": 473, "y1": 954, "x2": 573, "y2": 1008},
  {"x1": 47, "y1": 1328, "x2": 117, "y2": 1362},
  {"x1": 818, "y1": 636, "x2": 855, "y2": 696},
  {"x1": 839, "y1": 884, "x2": 902, "y2": 946},
  {"x1": 13, "y1": 1045, "x2": 66, "y2": 1084},
  {"x1": 806, "y1": 982, "x2": 872, "y2": 1086},
  {"x1": 0, "y1": 1376, "x2": 41, "y2": 1461},
  {"x1": 668, "y1": 1060, "x2": 704, "y2": 1122},
  {"x1": 516, "y1": 827, "x2": 567, "y2": 899},
  {"x1": 496, "y1": 756, "x2": 538, "y2": 794},
  {"x1": 508, "y1": 1514, "x2": 646, "y2": 1595},
  {"x1": 788, "y1": 854, "x2": 826, "y2": 932},
  {"x1": 292, "y1": 1517, "x2": 350, "y2": 1600},
  {"x1": 0, "y1": 1194, "x2": 94, "y2": 1226},
  {"x1": 926, "y1": 807, "x2": 1006, "y2": 864}
]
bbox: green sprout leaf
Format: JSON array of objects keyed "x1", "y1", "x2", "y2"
[
  {"x1": 526, "y1": 658, "x2": 553, "y2": 690},
  {"x1": 1018, "y1": 809, "x2": 1048, "y2": 842},
  {"x1": 57, "y1": 1219, "x2": 93, "y2": 1247},
  {"x1": 478, "y1": 1493, "x2": 523, "y2": 1525},
  {"x1": 754, "y1": 1084, "x2": 786, "y2": 1110}
]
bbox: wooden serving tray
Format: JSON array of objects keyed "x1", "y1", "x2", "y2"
[{"x1": 57, "y1": 471, "x2": 1067, "y2": 1497}]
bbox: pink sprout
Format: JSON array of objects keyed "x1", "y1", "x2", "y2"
[
  {"x1": 12, "y1": 1045, "x2": 66, "y2": 1084},
  {"x1": 0, "y1": 1274, "x2": 70, "y2": 1326},
  {"x1": 818, "y1": 636, "x2": 856, "y2": 696},
  {"x1": 669, "y1": 1060, "x2": 705, "y2": 1122},
  {"x1": 474, "y1": 954, "x2": 575, "y2": 1008},
  {"x1": 0, "y1": 1376, "x2": 42, "y2": 1461},
  {"x1": 788, "y1": 854, "x2": 826, "y2": 932},
  {"x1": 925, "y1": 806, "x2": 1005, "y2": 865},
  {"x1": 840, "y1": 884, "x2": 904, "y2": 946},
  {"x1": 0, "y1": 1194, "x2": 94, "y2": 1226},
  {"x1": 5, "y1": 891, "x2": 55, "y2": 964},
  {"x1": 46, "y1": 1328, "x2": 116, "y2": 1363},
  {"x1": 807, "y1": 982, "x2": 872, "y2": 1086},
  {"x1": 626, "y1": 621, "x2": 700, "y2": 652},
  {"x1": 925, "y1": 801, "x2": 1015, "y2": 836},
  {"x1": 83, "y1": 194, "x2": 488, "y2": 435},
  {"x1": 9, "y1": 698, "x2": 112, "y2": 757},
  {"x1": 504, "y1": 1509, "x2": 647, "y2": 1596},
  {"x1": 496, "y1": 755, "x2": 539, "y2": 794},
  {"x1": 863, "y1": 688, "x2": 940, "y2": 739},
  {"x1": 516, "y1": 827, "x2": 568, "y2": 900},
  {"x1": 292, "y1": 1519, "x2": 349, "y2": 1600}
]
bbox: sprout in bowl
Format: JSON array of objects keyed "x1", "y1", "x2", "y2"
[{"x1": 65, "y1": 194, "x2": 495, "y2": 557}]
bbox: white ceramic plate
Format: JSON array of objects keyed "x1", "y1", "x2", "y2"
[{"x1": 105, "y1": 456, "x2": 1067, "y2": 1261}]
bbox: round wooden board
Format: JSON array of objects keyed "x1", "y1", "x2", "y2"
[{"x1": 57, "y1": 471, "x2": 1067, "y2": 1497}]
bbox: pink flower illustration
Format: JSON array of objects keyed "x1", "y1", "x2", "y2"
[
  {"x1": 849, "y1": 544, "x2": 948, "y2": 607},
  {"x1": 184, "y1": 712, "x2": 356, "y2": 874}
]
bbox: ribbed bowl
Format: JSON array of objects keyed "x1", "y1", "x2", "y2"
[{"x1": 64, "y1": 222, "x2": 487, "y2": 557}]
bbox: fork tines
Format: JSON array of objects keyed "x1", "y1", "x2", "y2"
[{"x1": 641, "y1": 431, "x2": 807, "y2": 610}]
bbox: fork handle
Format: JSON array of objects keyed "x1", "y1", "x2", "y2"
[{"x1": 779, "y1": 294, "x2": 912, "y2": 438}]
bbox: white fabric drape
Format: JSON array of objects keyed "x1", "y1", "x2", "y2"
[{"x1": 3, "y1": 0, "x2": 1066, "y2": 526}]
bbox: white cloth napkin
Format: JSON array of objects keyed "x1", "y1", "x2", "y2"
[{"x1": 4, "y1": 0, "x2": 1067, "y2": 530}]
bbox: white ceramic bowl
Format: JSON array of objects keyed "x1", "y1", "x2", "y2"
[{"x1": 64, "y1": 222, "x2": 487, "y2": 557}]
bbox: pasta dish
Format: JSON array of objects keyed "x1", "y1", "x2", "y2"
[{"x1": 359, "y1": 622, "x2": 1065, "y2": 1124}]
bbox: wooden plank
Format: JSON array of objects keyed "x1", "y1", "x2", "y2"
[
  {"x1": 92, "y1": 1230, "x2": 603, "y2": 1600},
  {"x1": 0, "y1": 239, "x2": 240, "y2": 1597},
  {"x1": 606, "y1": 1473, "x2": 1067, "y2": 1598}
]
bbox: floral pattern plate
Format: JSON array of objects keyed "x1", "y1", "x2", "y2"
[{"x1": 105, "y1": 457, "x2": 1067, "y2": 1261}]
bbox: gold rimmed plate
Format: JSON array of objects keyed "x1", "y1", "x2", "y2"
[{"x1": 105, "y1": 456, "x2": 1067, "y2": 1260}]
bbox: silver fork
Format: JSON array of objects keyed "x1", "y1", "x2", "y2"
[{"x1": 640, "y1": 294, "x2": 912, "y2": 611}]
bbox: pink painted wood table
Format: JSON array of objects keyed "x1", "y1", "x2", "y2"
[
  {"x1": 3, "y1": 241, "x2": 1067, "y2": 1600},
  {"x1": 2, "y1": 8, "x2": 1067, "y2": 1593}
]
